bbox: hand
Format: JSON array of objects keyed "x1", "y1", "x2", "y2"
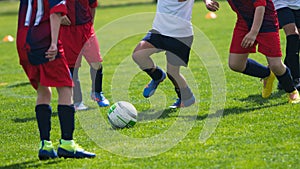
[
  {"x1": 45, "y1": 44, "x2": 58, "y2": 61},
  {"x1": 205, "y1": 0, "x2": 219, "y2": 12},
  {"x1": 61, "y1": 15, "x2": 71, "y2": 25},
  {"x1": 241, "y1": 31, "x2": 257, "y2": 48}
]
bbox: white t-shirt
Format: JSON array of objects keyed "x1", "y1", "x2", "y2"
[
  {"x1": 152, "y1": 0, "x2": 194, "y2": 37},
  {"x1": 272, "y1": 0, "x2": 300, "y2": 10}
]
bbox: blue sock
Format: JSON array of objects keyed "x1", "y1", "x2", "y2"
[
  {"x1": 58, "y1": 105, "x2": 75, "y2": 140},
  {"x1": 276, "y1": 68, "x2": 295, "y2": 93},
  {"x1": 242, "y1": 59, "x2": 270, "y2": 78},
  {"x1": 35, "y1": 104, "x2": 52, "y2": 141}
]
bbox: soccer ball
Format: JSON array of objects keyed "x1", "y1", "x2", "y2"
[{"x1": 107, "y1": 101, "x2": 137, "y2": 129}]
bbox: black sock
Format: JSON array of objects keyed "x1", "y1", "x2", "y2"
[
  {"x1": 143, "y1": 66, "x2": 164, "y2": 81},
  {"x1": 94, "y1": 67, "x2": 103, "y2": 93},
  {"x1": 284, "y1": 34, "x2": 300, "y2": 79},
  {"x1": 276, "y1": 68, "x2": 296, "y2": 93},
  {"x1": 242, "y1": 59, "x2": 270, "y2": 78},
  {"x1": 35, "y1": 104, "x2": 52, "y2": 141},
  {"x1": 174, "y1": 87, "x2": 193, "y2": 100},
  {"x1": 58, "y1": 105, "x2": 75, "y2": 140}
]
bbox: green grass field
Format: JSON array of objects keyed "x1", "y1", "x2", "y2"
[{"x1": 0, "y1": 1, "x2": 299, "y2": 169}]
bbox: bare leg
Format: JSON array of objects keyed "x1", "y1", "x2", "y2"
[{"x1": 132, "y1": 40, "x2": 158, "y2": 70}]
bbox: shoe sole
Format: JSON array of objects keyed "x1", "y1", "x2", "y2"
[
  {"x1": 57, "y1": 148, "x2": 96, "y2": 159},
  {"x1": 38, "y1": 150, "x2": 57, "y2": 160}
]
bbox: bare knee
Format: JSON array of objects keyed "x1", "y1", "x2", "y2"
[
  {"x1": 90, "y1": 62, "x2": 102, "y2": 70},
  {"x1": 228, "y1": 61, "x2": 245, "y2": 72},
  {"x1": 228, "y1": 54, "x2": 248, "y2": 72},
  {"x1": 268, "y1": 61, "x2": 286, "y2": 75}
]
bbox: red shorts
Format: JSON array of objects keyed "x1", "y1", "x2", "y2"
[
  {"x1": 230, "y1": 26, "x2": 282, "y2": 57},
  {"x1": 60, "y1": 22, "x2": 102, "y2": 68},
  {"x1": 16, "y1": 27, "x2": 30, "y2": 65},
  {"x1": 21, "y1": 57, "x2": 73, "y2": 90}
]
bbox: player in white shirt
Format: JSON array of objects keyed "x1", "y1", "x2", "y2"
[
  {"x1": 273, "y1": 0, "x2": 300, "y2": 90},
  {"x1": 132, "y1": 0, "x2": 219, "y2": 108}
]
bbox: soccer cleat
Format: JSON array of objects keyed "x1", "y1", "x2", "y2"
[
  {"x1": 288, "y1": 90, "x2": 300, "y2": 104},
  {"x1": 57, "y1": 139, "x2": 96, "y2": 159},
  {"x1": 38, "y1": 140, "x2": 58, "y2": 160},
  {"x1": 169, "y1": 95, "x2": 196, "y2": 109},
  {"x1": 74, "y1": 102, "x2": 88, "y2": 111},
  {"x1": 91, "y1": 92, "x2": 110, "y2": 107},
  {"x1": 143, "y1": 72, "x2": 166, "y2": 98},
  {"x1": 262, "y1": 71, "x2": 275, "y2": 98}
]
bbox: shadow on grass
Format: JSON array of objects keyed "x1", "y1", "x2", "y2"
[
  {"x1": 138, "y1": 92, "x2": 288, "y2": 122},
  {"x1": 7, "y1": 82, "x2": 31, "y2": 88},
  {"x1": 13, "y1": 112, "x2": 58, "y2": 123},
  {"x1": 0, "y1": 159, "x2": 62, "y2": 169},
  {"x1": 138, "y1": 108, "x2": 177, "y2": 121},
  {"x1": 238, "y1": 91, "x2": 286, "y2": 104}
]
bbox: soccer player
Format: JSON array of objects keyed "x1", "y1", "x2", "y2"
[
  {"x1": 16, "y1": 0, "x2": 95, "y2": 160},
  {"x1": 272, "y1": 0, "x2": 300, "y2": 90},
  {"x1": 209, "y1": 0, "x2": 300, "y2": 103},
  {"x1": 60, "y1": 0, "x2": 109, "y2": 110},
  {"x1": 132, "y1": 0, "x2": 219, "y2": 108}
]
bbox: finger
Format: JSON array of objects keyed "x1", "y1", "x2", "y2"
[{"x1": 241, "y1": 40, "x2": 247, "y2": 48}]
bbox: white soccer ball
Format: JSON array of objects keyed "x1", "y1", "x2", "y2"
[{"x1": 107, "y1": 101, "x2": 137, "y2": 129}]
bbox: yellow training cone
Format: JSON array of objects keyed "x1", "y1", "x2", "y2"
[
  {"x1": 2, "y1": 35, "x2": 14, "y2": 42},
  {"x1": 205, "y1": 12, "x2": 217, "y2": 19}
]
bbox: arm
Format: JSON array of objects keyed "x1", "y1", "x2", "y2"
[
  {"x1": 203, "y1": 0, "x2": 219, "y2": 12},
  {"x1": 241, "y1": 6, "x2": 265, "y2": 48},
  {"x1": 46, "y1": 13, "x2": 62, "y2": 61}
]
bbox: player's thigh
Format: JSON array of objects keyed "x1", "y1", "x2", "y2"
[
  {"x1": 133, "y1": 30, "x2": 161, "y2": 57},
  {"x1": 56, "y1": 86, "x2": 73, "y2": 105},
  {"x1": 132, "y1": 40, "x2": 159, "y2": 59}
]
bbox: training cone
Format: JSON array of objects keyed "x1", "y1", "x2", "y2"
[
  {"x1": 205, "y1": 12, "x2": 217, "y2": 19},
  {"x1": 2, "y1": 35, "x2": 14, "y2": 42}
]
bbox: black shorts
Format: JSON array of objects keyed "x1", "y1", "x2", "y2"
[
  {"x1": 142, "y1": 29, "x2": 193, "y2": 67},
  {"x1": 277, "y1": 7, "x2": 300, "y2": 29}
]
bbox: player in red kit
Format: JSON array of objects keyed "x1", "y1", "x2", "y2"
[
  {"x1": 60, "y1": 0, "x2": 109, "y2": 110},
  {"x1": 16, "y1": 0, "x2": 95, "y2": 160},
  {"x1": 204, "y1": 0, "x2": 300, "y2": 103}
]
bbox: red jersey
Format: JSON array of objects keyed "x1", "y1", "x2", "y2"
[
  {"x1": 65, "y1": 0, "x2": 98, "y2": 25},
  {"x1": 17, "y1": 0, "x2": 67, "y2": 65},
  {"x1": 227, "y1": 0, "x2": 279, "y2": 33}
]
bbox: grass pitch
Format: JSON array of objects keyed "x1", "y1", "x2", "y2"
[{"x1": 0, "y1": 1, "x2": 299, "y2": 169}]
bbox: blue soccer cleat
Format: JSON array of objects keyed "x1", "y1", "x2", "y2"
[
  {"x1": 91, "y1": 92, "x2": 110, "y2": 107},
  {"x1": 57, "y1": 139, "x2": 96, "y2": 159},
  {"x1": 143, "y1": 72, "x2": 166, "y2": 98},
  {"x1": 38, "y1": 140, "x2": 58, "y2": 160},
  {"x1": 169, "y1": 95, "x2": 196, "y2": 109}
]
